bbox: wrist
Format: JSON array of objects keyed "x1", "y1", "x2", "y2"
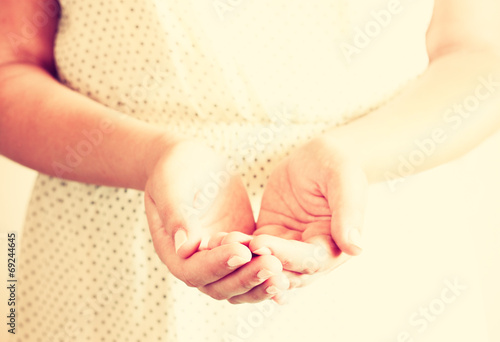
[
  {"x1": 140, "y1": 131, "x2": 187, "y2": 191},
  {"x1": 306, "y1": 133, "x2": 372, "y2": 184}
]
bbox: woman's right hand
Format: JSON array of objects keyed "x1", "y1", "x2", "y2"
[{"x1": 144, "y1": 139, "x2": 289, "y2": 303}]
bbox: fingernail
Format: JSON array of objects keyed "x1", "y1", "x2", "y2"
[
  {"x1": 273, "y1": 292, "x2": 289, "y2": 305},
  {"x1": 253, "y1": 247, "x2": 272, "y2": 255},
  {"x1": 227, "y1": 256, "x2": 249, "y2": 268},
  {"x1": 266, "y1": 286, "x2": 280, "y2": 295},
  {"x1": 257, "y1": 269, "x2": 274, "y2": 280},
  {"x1": 198, "y1": 236, "x2": 210, "y2": 251},
  {"x1": 348, "y1": 229, "x2": 363, "y2": 250},
  {"x1": 174, "y1": 230, "x2": 188, "y2": 254}
]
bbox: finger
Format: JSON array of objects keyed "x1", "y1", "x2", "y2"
[
  {"x1": 221, "y1": 231, "x2": 253, "y2": 246},
  {"x1": 181, "y1": 243, "x2": 253, "y2": 287},
  {"x1": 271, "y1": 291, "x2": 290, "y2": 305},
  {"x1": 162, "y1": 196, "x2": 255, "y2": 258},
  {"x1": 147, "y1": 165, "x2": 216, "y2": 259},
  {"x1": 199, "y1": 231, "x2": 254, "y2": 251},
  {"x1": 249, "y1": 234, "x2": 340, "y2": 274},
  {"x1": 199, "y1": 232, "x2": 228, "y2": 251},
  {"x1": 144, "y1": 192, "x2": 174, "y2": 265},
  {"x1": 147, "y1": 193, "x2": 250, "y2": 288},
  {"x1": 145, "y1": 185, "x2": 203, "y2": 259},
  {"x1": 227, "y1": 273, "x2": 290, "y2": 304},
  {"x1": 198, "y1": 255, "x2": 282, "y2": 300},
  {"x1": 282, "y1": 270, "x2": 315, "y2": 289},
  {"x1": 324, "y1": 161, "x2": 368, "y2": 256},
  {"x1": 254, "y1": 224, "x2": 302, "y2": 241}
]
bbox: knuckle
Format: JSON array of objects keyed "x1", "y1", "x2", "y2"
[
  {"x1": 253, "y1": 291, "x2": 271, "y2": 302},
  {"x1": 203, "y1": 288, "x2": 228, "y2": 301},
  {"x1": 212, "y1": 293, "x2": 228, "y2": 301},
  {"x1": 183, "y1": 277, "x2": 199, "y2": 288},
  {"x1": 240, "y1": 277, "x2": 258, "y2": 291},
  {"x1": 227, "y1": 297, "x2": 242, "y2": 305},
  {"x1": 197, "y1": 286, "x2": 208, "y2": 296},
  {"x1": 213, "y1": 265, "x2": 230, "y2": 279},
  {"x1": 234, "y1": 289, "x2": 267, "y2": 304}
]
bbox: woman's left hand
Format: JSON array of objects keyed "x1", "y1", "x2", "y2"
[{"x1": 249, "y1": 136, "x2": 369, "y2": 296}]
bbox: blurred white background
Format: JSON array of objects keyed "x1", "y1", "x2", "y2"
[{"x1": 0, "y1": 156, "x2": 37, "y2": 238}]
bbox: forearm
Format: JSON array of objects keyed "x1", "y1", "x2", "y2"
[
  {"x1": 0, "y1": 63, "x2": 179, "y2": 190},
  {"x1": 325, "y1": 51, "x2": 500, "y2": 185}
]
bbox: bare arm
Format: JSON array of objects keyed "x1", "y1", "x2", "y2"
[
  {"x1": 247, "y1": 0, "x2": 500, "y2": 295},
  {"x1": 0, "y1": 0, "x2": 176, "y2": 191},
  {"x1": 324, "y1": 0, "x2": 500, "y2": 186}
]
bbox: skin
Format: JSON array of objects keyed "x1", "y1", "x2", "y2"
[
  {"x1": 250, "y1": 0, "x2": 500, "y2": 291},
  {"x1": 0, "y1": 0, "x2": 499, "y2": 312}
]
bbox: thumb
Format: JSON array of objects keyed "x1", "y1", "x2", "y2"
[
  {"x1": 145, "y1": 186, "x2": 204, "y2": 260},
  {"x1": 326, "y1": 162, "x2": 368, "y2": 256},
  {"x1": 167, "y1": 197, "x2": 209, "y2": 259}
]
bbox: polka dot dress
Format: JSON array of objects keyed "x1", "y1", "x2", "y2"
[{"x1": 17, "y1": 0, "x2": 436, "y2": 341}]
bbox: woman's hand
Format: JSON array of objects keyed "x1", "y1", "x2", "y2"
[
  {"x1": 250, "y1": 137, "x2": 368, "y2": 292},
  {"x1": 144, "y1": 139, "x2": 289, "y2": 303}
]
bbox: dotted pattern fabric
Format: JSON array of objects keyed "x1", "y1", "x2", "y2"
[{"x1": 17, "y1": 1, "x2": 434, "y2": 341}]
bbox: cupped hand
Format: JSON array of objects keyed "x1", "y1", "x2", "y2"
[
  {"x1": 250, "y1": 137, "x2": 369, "y2": 292},
  {"x1": 144, "y1": 139, "x2": 288, "y2": 302}
]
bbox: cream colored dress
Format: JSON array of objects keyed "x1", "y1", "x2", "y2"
[{"x1": 17, "y1": 0, "x2": 499, "y2": 341}]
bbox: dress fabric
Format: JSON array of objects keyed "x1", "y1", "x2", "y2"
[{"x1": 17, "y1": 0, "x2": 496, "y2": 341}]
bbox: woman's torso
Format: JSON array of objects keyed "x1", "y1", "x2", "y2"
[{"x1": 23, "y1": 2, "x2": 483, "y2": 342}]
